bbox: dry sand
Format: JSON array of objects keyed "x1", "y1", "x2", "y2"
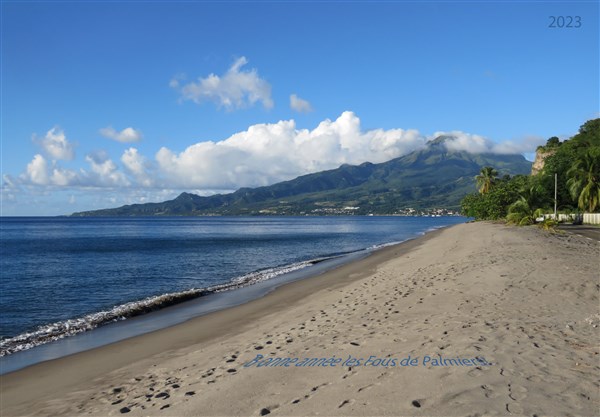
[{"x1": 1, "y1": 221, "x2": 599, "y2": 416}]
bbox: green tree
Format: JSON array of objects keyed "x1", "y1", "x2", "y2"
[
  {"x1": 575, "y1": 119, "x2": 600, "y2": 146},
  {"x1": 567, "y1": 148, "x2": 600, "y2": 212},
  {"x1": 461, "y1": 175, "x2": 529, "y2": 220},
  {"x1": 506, "y1": 185, "x2": 548, "y2": 226},
  {"x1": 546, "y1": 136, "x2": 561, "y2": 148},
  {"x1": 536, "y1": 119, "x2": 600, "y2": 211},
  {"x1": 476, "y1": 166, "x2": 499, "y2": 194}
]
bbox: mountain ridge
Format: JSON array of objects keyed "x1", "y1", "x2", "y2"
[{"x1": 71, "y1": 138, "x2": 532, "y2": 216}]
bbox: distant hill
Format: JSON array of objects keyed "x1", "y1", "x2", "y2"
[{"x1": 71, "y1": 136, "x2": 532, "y2": 216}]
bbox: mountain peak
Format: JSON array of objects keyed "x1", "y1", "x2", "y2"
[
  {"x1": 427, "y1": 135, "x2": 455, "y2": 147},
  {"x1": 175, "y1": 192, "x2": 199, "y2": 201}
]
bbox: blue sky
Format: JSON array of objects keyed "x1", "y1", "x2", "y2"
[{"x1": 1, "y1": 0, "x2": 598, "y2": 215}]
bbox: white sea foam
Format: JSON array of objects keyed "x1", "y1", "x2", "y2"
[
  {"x1": 369, "y1": 240, "x2": 405, "y2": 250},
  {"x1": 1, "y1": 226, "x2": 452, "y2": 357},
  {"x1": 0, "y1": 257, "x2": 331, "y2": 356}
]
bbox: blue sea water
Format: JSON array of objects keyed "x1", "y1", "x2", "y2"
[{"x1": 0, "y1": 216, "x2": 465, "y2": 356}]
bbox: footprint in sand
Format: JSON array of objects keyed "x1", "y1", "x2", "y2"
[
  {"x1": 357, "y1": 383, "x2": 378, "y2": 393},
  {"x1": 258, "y1": 403, "x2": 280, "y2": 415},
  {"x1": 411, "y1": 399, "x2": 425, "y2": 408},
  {"x1": 480, "y1": 384, "x2": 498, "y2": 398},
  {"x1": 467, "y1": 367, "x2": 484, "y2": 378},
  {"x1": 508, "y1": 383, "x2": 528, "y2": 401},
  {"x1": 505, "y1": 402, "x2": 524, "y2": 414},
  {"x1": 342, "y1": 367, "x2": 358, "y2": 380},
  {"x1": 338, "y1": 399, "x2": 354, "y2": 408}
]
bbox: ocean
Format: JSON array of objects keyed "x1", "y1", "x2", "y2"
[{"x1": 0, "y1": 216, "x2": 465, "y2": 363}]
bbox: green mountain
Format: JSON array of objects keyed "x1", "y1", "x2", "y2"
[{"x1": 71, "y1": 137, "x2": 532, "y2": 216}]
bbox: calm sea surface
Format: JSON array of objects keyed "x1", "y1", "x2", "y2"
[{"x1": 0, "y1": 216, "x2": 465, "y2": 354}]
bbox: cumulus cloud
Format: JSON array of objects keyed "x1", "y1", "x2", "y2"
[
  {"x1": 21, "y1": 154, "x2": 79, "y2": 186},
  {"x1": 290, "y1": 94, "x2": 313, "y2": 113},
  {"x1": 100, "y1": 126, "x2": 143, "y2": 143},
  {"x1": 171, "y1": 57, "x2": 273, "y2": 110},
  {"x1": 155, "y1": 111, "x2": 426, "y2": 189},
  {"x1": 16, "y1": 150, "x2": 130, "y2": 189},
  {"x1": 25, "y1": 154, "x2": 49, "y2": 185},
  {"x1": 50, "y1": 166, "x2": 79, "y2": 186},
  {"x1": 8, "y1": 112, "x2": 542, "y2": 198},
  {"x1": 84, "y1": 150, "x2": 130, "y2": 187},
  {"x1": 435, "y1": 131, "x2": 545, "y2": 154},
  {"x1": 121, "y1": 148, "x2": 153, "y2": 187},
  {"x1": 35, "y1": 127, "x2": 75, "y2": 160}
]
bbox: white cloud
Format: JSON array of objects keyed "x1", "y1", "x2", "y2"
[
  {"x1": 171, "y1": 57, "x2": 273, "y2": 110},
  {"x1": 121, "y1": 148, "x2": 145, "y2": 176},
  {"x1": 15, "y1": 151, "x2": 133, "y2": 189},
  {"x1": 10, "y1": 150, "x2": 132, "y2": 191},
  {"x1": 21, "y1": 154, "x2": 79, "y2": 186},
  {"x1": 100, "y1": 126, "x2": 143, "y2": 143},
  {"x1": 84, "y1": 151, "x2": 130, "y2": 187},
  {"x1": 2, "y1": 174, "x2": 16, "y2": 189},
  {"x1": 489, "y1": 135, "x2": 546, "y2": 154},
  {"x1": 155, "y1": 111, "x2": 426, "y2": 189},
  {"x1": 8, "y1": 112, "x2": 541, "y2": 200},
  {"x1": 25, "y1": 154, "x2": 49, "y2": 185},
  {"x1": 35, "y1": 127, "x2": 75, "y2": 160},
  {"x1": 50, "y1": 166, "x2": 78, "y2": 186},
  {"x1": 290, "y1": 94, "x2": 313, "y2": 113},
  {"x1": 435, "y1": 130, "x2": 546, "y2": 154},
  {"x1": 121, "y1": 148, "x2": 153, "y2": 187}
]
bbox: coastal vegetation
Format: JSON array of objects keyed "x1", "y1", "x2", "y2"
[
  {"x1": 461, "y1": 119, "x2": 600, "y2": 223},
  {"x1": 475, "y1": 166, "x2": 499, "y2": 194}
]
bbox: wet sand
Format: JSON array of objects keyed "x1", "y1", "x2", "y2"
[{"x1": 1, "y1": 222, "x2": 598, "y2": 416}]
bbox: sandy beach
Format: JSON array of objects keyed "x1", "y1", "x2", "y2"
[{"x1": 1, "y1": 221, "x2": 598, "y2": 416}]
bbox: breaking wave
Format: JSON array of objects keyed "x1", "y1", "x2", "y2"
[{"x1": 0, "y1": 257, "x2": 332, "y2": 356}]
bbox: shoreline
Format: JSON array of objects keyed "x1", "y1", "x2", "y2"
[
  {"x1": 1, "y1": 216, "x2": 461, "y2": 366},
  {"x1": 1, "y1": 226, "x2": 440, "y2": 415},
  {"x1": 0, "y1": 250, "x2": 371, "y2": 374},
  {"x1": 0, "y1": 252, "x2": 356, "y2": 363},
  {"x1": 1, "y1": 225, "x2": 444, "y2": 391},
  {"x1": 1, "y1": 222, "x2": 598, "y2": 416},
  {"x1": 0, "y1": 223, "x2": 450, "y2": 373}
]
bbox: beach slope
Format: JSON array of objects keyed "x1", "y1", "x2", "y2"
[{"x1": 1, "y1": 222, "x2": 598, "y2": 416}]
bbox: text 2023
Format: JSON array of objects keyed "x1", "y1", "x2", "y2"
[{"x1": 549, "y1": 16, "x2": 581, "y2": 28}]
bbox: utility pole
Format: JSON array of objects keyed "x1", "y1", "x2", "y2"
[{"x1": 554, "y1": 173, "x2": 558, "y2": 221}]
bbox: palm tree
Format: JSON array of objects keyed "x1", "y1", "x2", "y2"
[
  {"x1": 476, "y1": 167, "x2": 498, "y2": 194},
  {"x1": 567, "y1": 149, "x2": 600, "y2": 212},
  {"x1": 506, "y1": 185, "x2": 547, "y2": 225}
]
